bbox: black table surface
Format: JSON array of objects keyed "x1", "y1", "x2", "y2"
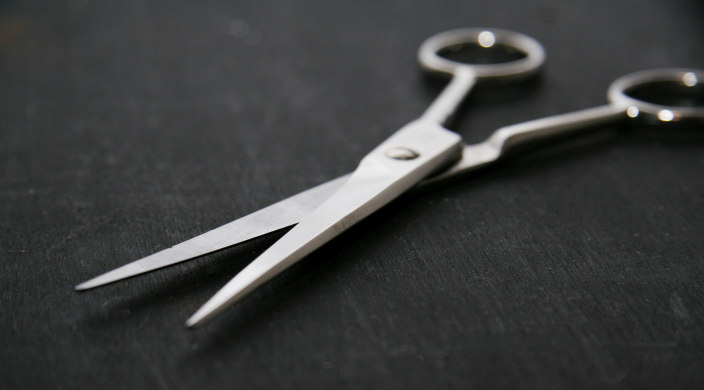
[{"x1": 2, "y1": 1, "x2": 704, "y2": 389}]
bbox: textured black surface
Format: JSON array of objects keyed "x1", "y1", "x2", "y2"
[{"x1": 2, "y1": 1, "x2": 704, "y2": 389}]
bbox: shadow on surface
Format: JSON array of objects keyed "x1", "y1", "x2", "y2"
[{"x1": 75, "y1": 231, "x2": 288, "y2": 330}]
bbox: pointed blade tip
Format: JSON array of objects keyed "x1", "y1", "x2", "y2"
[
  {"x1": 74, "y1": 275, "x2": 114, "y2": 291},
  {"x1": 74, "y1": 280, "x2": 96, "y2": 291},
  {"x1": 185, "y1": 312, "x2": 207, "y2": 328},
  {"x1": 186, "y1": 296, "x2": 230, "y2": 328}
]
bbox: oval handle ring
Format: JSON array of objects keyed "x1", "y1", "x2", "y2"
[
  {"x1": 608, "y1": 68, "x2": 704, "y2": 122},
  {"x1": 417, "y1": 28, "x2": 545, "y2": 80}
]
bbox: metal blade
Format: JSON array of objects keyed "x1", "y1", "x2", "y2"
[
  {"x1": 186, "y1": 120, "x2": 463, "y2": 326},
  {"x1": 75, "y1": 175, "x2": 350, "y2": 290},
  {"x1": 75, "y1": 140, "x2": 502, "y2": 292}
]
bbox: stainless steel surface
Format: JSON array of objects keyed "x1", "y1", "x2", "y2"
[
  {"x1": 608, "y1": 68, "x2": 704, "y2": 121},
  {"x1": 185, "y1": 28, "x2": 551, "y2": 326},
  {"x1": 77, "y1": 28, "x2": 546, "y2": 302},
  {"x1": 429, "y1": 105, "x2": 626, "y2": 182},
  {"x1": 76, "y1": 28, "x2": 704, "y2": 328},
  {"x1": 417, "y1": 28, "x2": 545, "y2": 80},
  {"x1": 75, "y1": 175, "x2": 350, "y2": 290},
  {"x1": 418, "y1": 28, "x2": 545, "y2": 125},
  {"x1": 186, "y1": 120, "x2": 463, "y2": 326},
  {"x1": 431, "y1": 68, "x2": 704, "y2": 181}
]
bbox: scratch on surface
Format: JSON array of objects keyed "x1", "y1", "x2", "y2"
[
  {"x1": 669, "y1": 292, "x2": 691, "y2": 321},
  {"x1": 43, "y1": 212, "x2": 119, "y2": 256}
]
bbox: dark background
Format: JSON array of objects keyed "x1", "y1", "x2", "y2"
[{"x1": 2, "y1": 1, "x2": 703, "y2": 388}]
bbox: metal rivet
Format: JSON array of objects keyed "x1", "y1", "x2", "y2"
[{"x1": 385, "y1": 147, "x2": 420, "y2": 160}]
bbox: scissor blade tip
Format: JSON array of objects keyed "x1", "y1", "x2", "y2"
[
  {"x1": 74, "y1": 281, "x2": 94, "y2": 291},
  {"x1": 186, "y1": 302, "x2": 223, "y2": 328},
  {"x1": 74, "y1": 275, "x2": 113, "y2": 290},
  {"x1": 185, "y1": 314, "x2": 205, "y2": 328}
]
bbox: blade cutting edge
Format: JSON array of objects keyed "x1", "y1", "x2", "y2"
[
  {"x1": 186, "y1": 120, "x2": 463, "y2": 326},
  {"x1": 75, "y1": 175, "x2": 349, "y2": 290}
]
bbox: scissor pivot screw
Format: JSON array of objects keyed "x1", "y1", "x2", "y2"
[{"x1": 385, "y1": 147, "x2": 420, "y2": 160}]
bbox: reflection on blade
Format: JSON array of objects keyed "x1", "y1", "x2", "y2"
[
  {"x1": 74, "y1": 175, "x2": 350, "y2": 290},
  {"x1": 186, "y1": 121, "x2": 463, "y2": 327},
  {"x1": 76, "y1": 142, "x2": 499, "y2": 292},
  {"x1": 186, "y1": 169, "x2": 408, "y2": 327}
]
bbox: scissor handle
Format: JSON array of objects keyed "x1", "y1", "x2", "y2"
[
  {"x1": 417, "y1": 28, "x2": 545, "y2": 79},
  {"x1": 608, "y1": 68, "x2": 704, "y2": 122}
]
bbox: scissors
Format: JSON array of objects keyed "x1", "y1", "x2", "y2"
[{"x1": 76, "y1": 28, "x2": 704, "y2": 327}]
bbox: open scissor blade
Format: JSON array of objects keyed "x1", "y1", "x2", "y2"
[
  {"x1": 75, "y1": 175, "x2": 350, "y2": 290},
  {"x1": 76, "y1": 141, "x2": 500, "y2": 291},
  {"x1": 186, "y1": 120, "x2": 462, "y2": 327}
]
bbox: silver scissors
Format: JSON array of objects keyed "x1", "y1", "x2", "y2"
[{"x1": 76, "y1": 28, "x2": 704, "y2": 327}]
